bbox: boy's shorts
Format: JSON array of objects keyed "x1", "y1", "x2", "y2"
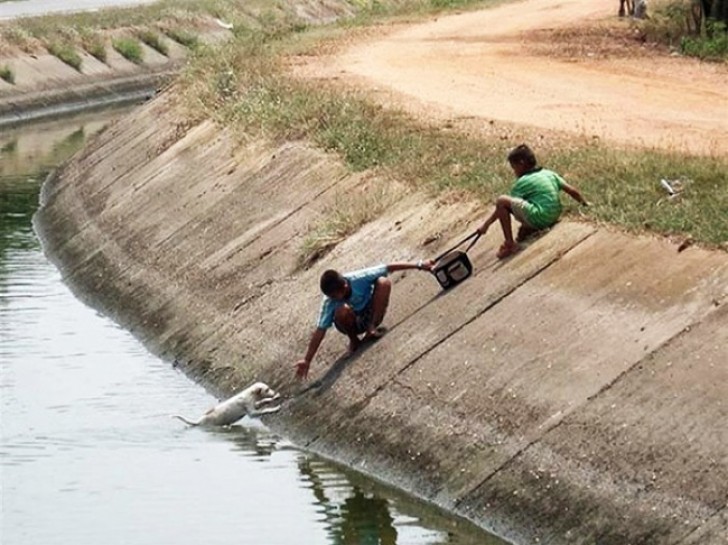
[
  {"x1": 334, "y1": 302, "x2": 373, "y2": 335},
  {"x1": 509, "y1": 198, "x2": 535, "y2": 227}
]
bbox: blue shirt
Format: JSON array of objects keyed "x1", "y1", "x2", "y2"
[{"x1": 316, "y1": 265, "x2": 389, "y2": 329}]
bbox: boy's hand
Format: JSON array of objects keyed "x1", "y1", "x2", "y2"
[
  {"x1": 418, "y1": 259, "x2": 435, "y2": 272},
  {"x1": 294, "y1": 359, "x2": 310, "y2": 380}
]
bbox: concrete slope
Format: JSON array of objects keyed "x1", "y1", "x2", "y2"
[{"x1": 35, "y1": 95, "x2": 728, "y2": 544}]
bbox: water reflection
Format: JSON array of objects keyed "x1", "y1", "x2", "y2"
[{"x1": 300, "y1": 457, "x2": 399, "y2": 545}]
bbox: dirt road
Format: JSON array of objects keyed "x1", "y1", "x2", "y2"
[{"x1": 301, "y1": 0, "x2": 728, "y2": 155}]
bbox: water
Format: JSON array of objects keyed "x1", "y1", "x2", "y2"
[
  {"x1": 0, "y1": 111, "x2": 504, "y2": 545},
  {"x1": 0, "y1": 0, "x2": 156, "y2": 21}
]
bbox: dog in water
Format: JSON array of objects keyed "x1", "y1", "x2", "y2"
[{"x1": 173, "y1": 382, "x2": 282, "y2": 427}]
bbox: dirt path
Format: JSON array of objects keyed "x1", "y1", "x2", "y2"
[{"x1": 299, "y1": 0, "x2": 728, "y2": 155}]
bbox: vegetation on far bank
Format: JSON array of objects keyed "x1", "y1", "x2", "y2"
[
  {"x1": 176, "y1": 3, "x2": 726, "y2": 248},
  {"x1": 0, "y1": 0, "x2": 303, "y2": 69}
]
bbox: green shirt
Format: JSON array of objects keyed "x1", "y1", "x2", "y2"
[{"x1": 510, "y1": 167, "x2": 565, "y2": 229}]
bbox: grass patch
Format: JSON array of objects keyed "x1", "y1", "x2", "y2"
[
  {"x1": 639, "y1": 0, "x2": 728, "y2": 60},
  {"x1": 179, "y1": 18, "x2": 728, "y2": 247},
  {"x1": 113, "y1": 37, "x2": 144, "y2": 64},
  {"x1": 680, "y1": 20, "x2": 728, "y2": 60},
  {"x1": 47, "y1": 41, "x2": 83, "y2": 71},
  {"x1": 137, "y1": 29, "x2": 169, "y2": 56},
  {"x1": 0, "y1": 64, "x2": 14, "y2": 84},
  {"x1": 80, "y1": 30, "x2": 107, "y2": 63},
  {"x1": 298, "y1": 183, "x2": 404, "y2": 268},
  {"x1": 164, "y1": 27, "x2": 200, "y2": 49}
]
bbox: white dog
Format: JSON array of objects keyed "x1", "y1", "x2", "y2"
[{"x1": 173, "y1": 382, "x2": 282, "y2": 427}]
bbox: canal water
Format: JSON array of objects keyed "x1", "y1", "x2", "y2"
[{"x1": 0, "y1": 110, "x2": 505, "y2": 545}]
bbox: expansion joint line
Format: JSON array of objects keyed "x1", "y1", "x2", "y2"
[
  {"x1": 453, "y1": 270, "x2": 723, "y2": 509},
  {"x1": 674, "y1": 501, "x2": 728, "y2": 545},
  {"x1": 360, "y1": 230, "x2": 597, "y2": 413}
]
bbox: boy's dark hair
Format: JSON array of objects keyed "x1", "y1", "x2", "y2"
[
  {"x1": 507, "y1": 144, "x2": 537, "y2": 169},
  {"x1": 320, "y1": 269, "x2": 346, "y2": 296}
]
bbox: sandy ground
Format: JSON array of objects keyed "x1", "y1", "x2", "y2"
[{"x1": 297, "y1": 0, "x2": 728, "y2": 156}]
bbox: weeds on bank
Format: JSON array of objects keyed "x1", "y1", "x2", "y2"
[
  {"x1": 137, "y1": 29, "x2": 169, "y2": 56},
  {"x1": 113, "y1": 37, "x2": 144, "y2": 64},
  {"x1": 164, "y1": 28, "x2": 199, "y2": 49},
  {"x1": 0, "y1": 64, "x2": 14, "y2": 84},
  {"x1": 47, "y1": 41, "x2": 83, "y2": 71},
  {"x1": 298, "y1": 183, "x2": 404, "y2": 268},
  {"x1": 80, "y1": 30, "x2": 107, "y2": 63},
  {"x1": 180, "y1": 23, "x2": 728, "y2": 247}
]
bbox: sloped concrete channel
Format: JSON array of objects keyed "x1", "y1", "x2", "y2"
[{"x1": 36, "y1": 95, "x2": 728, "y2": 544}]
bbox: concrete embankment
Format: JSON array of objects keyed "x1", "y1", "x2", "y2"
[
  {"x1": 35, "y1": 93, "x2": 728, "y2": 545},
  {"x1": 0, "y1": 48, "x2": 179, "y2": 127},
  {"x1": 0, "y1": 26, "x2": 231, "y2": 127}
]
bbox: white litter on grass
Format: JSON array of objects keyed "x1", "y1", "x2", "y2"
[
  {"x1": 215, "y1": 18, "x2": 234, "y2": 30},
  {"x1": 659, "y1": 178, "x2": 691, "y2": 201},
  {"x1": 660, "y1": 178, "x2": 677, "y2": 196}
]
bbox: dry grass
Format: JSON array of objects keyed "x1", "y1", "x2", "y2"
[
  {"x1": 137, "y1": 29, "x2": 169, "y2": 56},
  {"x1": 179, "y1": 14, "x2": 728, "y2": 247},
  {"x1": 46, "y1": 41, "x2": 83, "y2": 71},
  {"x1": 298, "y1": 181, "x2": 405, "y2": 268}
]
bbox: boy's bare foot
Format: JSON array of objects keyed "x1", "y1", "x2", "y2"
[{"x1": 496, "y1": 242, "x2": 521, "y2": 259}]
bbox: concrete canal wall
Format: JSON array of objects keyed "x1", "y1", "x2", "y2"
[{"x1": 35, "y1": 93, "x2": 728, "y2": 545}]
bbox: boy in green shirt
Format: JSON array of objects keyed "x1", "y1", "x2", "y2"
[{"x1": 477, "y1": 144, "x2": 589, "y2": 259}]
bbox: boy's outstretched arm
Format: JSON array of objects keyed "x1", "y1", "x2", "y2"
[
  {"x1": 295, "y1": 327, "x2": 326, "y2": 379},
  {"x1": 387, "y1": 261, "x2": 434, "y2": 273},
  {"x1": 561, "y1": 181, "x2": 590, "y2": 206}
]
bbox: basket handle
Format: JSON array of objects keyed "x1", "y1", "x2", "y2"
[{"x1": 433, "y1": 231, "x2": 481, "y2": 263}]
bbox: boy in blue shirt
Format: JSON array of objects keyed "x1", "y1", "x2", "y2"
[{"x1": 295, "y1": 261, "x2": 432, "y2": 379}]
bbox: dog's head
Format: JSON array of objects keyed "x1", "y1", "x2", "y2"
[{"x1": 251, "y1": 382, "x2": 278, "y2": 399}]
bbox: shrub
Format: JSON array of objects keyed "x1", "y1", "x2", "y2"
[
  {"x1": 0, "y1": 64, "x2": 14, "y2": 84},
  {"x1": 680, "y1": 20, "x2": 728, "y2": 60},
  {"x1": 113, "y1": 37, "x2": 144, "y2": 64},
  {"x1": 47, "y1": 42, "x2": 83, "y2": 71},
  {"x1": 137, "y1": 29, "x2": 169, "y2": 56}
]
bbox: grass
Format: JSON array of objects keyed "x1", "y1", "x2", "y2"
[
  {"x1": 639, "y1": 0, "x2": 728, "y2": 61},
  {"x1": 298, "y1": 183, "x2": 404, "y2": 268},
  {"x1": 680, "y1": 20, "x2": 728, "y2": 61},
  {"x1": 177, "y1": 16, "x2": 728, "y2": 247},
  {"x1": 81, "y1": 30, "x2": 107, "y2": 63},
  {"x1": 46, "y1": 42, "x2": 83, "y2": 71},
  {"x1": 137, "y1": 29, "x2": 169, "y2": 56},
  {"x1": 0, "y1": 64, "x2": 14, "y2": 84},
  {"x1": 164, "y1": 28, "x2": 199, "y2": 49},
  {"x1": 113, "y1": 37, "x2": 144, "y2": 64}
]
